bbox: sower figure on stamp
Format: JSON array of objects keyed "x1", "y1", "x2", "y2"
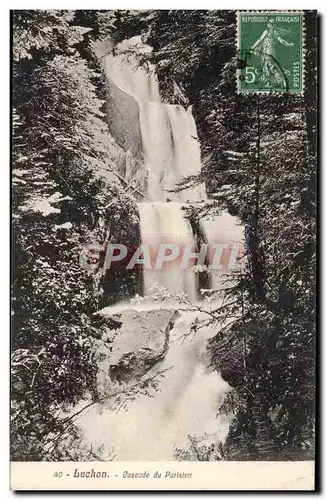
[{"x1": 251, "y1": 19, "x2": 294, "y2": 89}]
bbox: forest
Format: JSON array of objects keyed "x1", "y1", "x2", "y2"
[{"x1": 11, "y1": 10, "x2": 316, "y2": 461}]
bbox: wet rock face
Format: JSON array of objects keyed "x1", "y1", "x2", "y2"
[
  {"x1": 109, "y1": 309, "x2": 180, "y2": 383},
  {"x1": 94, "y1": 309, "x2": 180, "y2": 393},
  {"x1": 94, "y1": 38, "x2": 142, "y2": 155},
  {"x1": 105, "y1": 78, "x2": 143, "y2": 156}
]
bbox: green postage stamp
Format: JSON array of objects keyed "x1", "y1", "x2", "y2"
[{"x1": 237, "y1": 11, "x2": 304, "y2": 93}]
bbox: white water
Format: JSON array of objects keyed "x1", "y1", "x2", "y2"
[
  {"x1": 138, "y1": 202, "x2": 198, "y2": 300},
  {"x1": 69, "y1": 38, "x2": 241, "y2": 461},
  {"x1": 103, "y1": 38, "x2": 206, "y2": 203},
  {"x1": 73, "y1": 309, "x2": 232, "y2": 460},
  {"x1": 104, "y1": 39, "x2": 207, "y2": 300},
  {"x1": 144, "y1": 103, "x2": 206, "y2": 202}
]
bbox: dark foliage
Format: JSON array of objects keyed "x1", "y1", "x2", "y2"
[
  {"x1": 11, "y1": 9, "x2": 316, "y2": 461},
  {"x1": 11, "y1": 9, "x2": 140, "y2": 460},
  {"x1": 118, "y1": 9, "x2": 316, "y2": 459}
]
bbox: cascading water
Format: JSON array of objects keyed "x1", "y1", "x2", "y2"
[
  {"x1": 70, "y1": 38, "x2": 242, "y2": 461},
  {"x1": 144, "y1": 103, "x2": 207, "y2": 203},
  {"x1": 138, "y1": 202, "x2": 198, "y2": 301},
  {"x1": 103, "y1": 38, "x2": 206, "y2": 206},
  {"x1": 104, "y1": 38, "x2": 207, "y2": 300},
  {"x1": 73, "y1": 311, "x2": 232, "y2": 460}
]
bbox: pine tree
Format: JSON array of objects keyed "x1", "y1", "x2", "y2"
[
  {"x1": 11, "y1": 9, "x2": 140, "y2": 460},
  {"x1": 119, "y1": 9, "x2": 316, "y2": 459}
]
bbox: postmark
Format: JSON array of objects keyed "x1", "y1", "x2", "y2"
[{"x1": 237, "y1": 11, "x2": 304, "y2": 93}]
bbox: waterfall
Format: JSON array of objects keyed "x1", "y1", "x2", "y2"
[
  {"x1": 73, "y1": 311, "x2": 231, "y2": 460},
  {"x1": 103, "y1": 46, "x2": 206, "y2": 203},
  {"x1": 138, "y1": 202, "x2": 198, "y2": 300},
  {"x1": 144, "y1": 103, "x2": 206, "y2": 202},
  {"x1": 103, "y1": 40, "x2": 208, "y2": 300},
  {"x1": 68, "y1": 38, "x2": 244, "y2": 462}
]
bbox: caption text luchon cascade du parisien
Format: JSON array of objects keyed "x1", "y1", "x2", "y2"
[{"x1": 52, "y1": 468, "x2": 192, "y2": 480}]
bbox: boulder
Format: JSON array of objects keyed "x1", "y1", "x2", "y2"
[{"x1": 94, "y1": 308, "x2": 180, "y2": 393}]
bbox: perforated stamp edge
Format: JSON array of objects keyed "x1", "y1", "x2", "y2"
[{"x1": 236, "y1": 10, "x2": 306, "y2": 96}]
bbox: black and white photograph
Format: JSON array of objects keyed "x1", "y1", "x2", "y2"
[{"x1": 10, "y1": 8, "x2": 317, "y2": 490}]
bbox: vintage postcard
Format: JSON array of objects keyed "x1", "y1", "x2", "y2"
[{"x1": 11, "y1": 9, "x2": 317, "y2": 491}]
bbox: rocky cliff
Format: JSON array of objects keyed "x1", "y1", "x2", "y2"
[{"x1": 92, "y1": 308, "x2": 180, "y2": 397}]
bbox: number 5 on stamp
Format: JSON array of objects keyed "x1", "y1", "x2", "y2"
[{"x1": 237, "y1": 11, "x2": 304, "y2": 93}]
